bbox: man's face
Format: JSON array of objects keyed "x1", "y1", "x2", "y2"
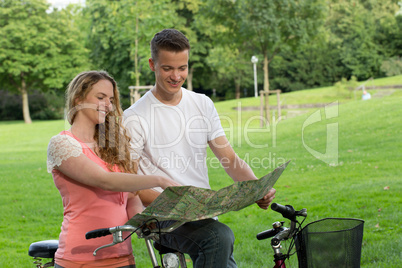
[{"x1": 149, "y1": 49, "x2": 189, "y2": 100}]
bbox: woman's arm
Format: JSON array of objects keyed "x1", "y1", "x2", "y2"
[{"x1": 56, "y1": 153, "x2": 181, "y2": 192}]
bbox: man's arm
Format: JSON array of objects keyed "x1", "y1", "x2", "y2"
[
  {"x1": 126, "y1": 193, "x2": 145, "y2": 219},
  {"x1": 208, "y1": 136, "x2": 276, "y2": 209},
  {"x1": 208, "y1": 136, "x2": 257, "y2": 181},
  {"x1": 138, "y1": 189, "x2": 161, "y2": 207}
]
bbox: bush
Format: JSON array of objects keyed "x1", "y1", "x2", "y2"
[
  {"x1": 0, "y1": 90, "x2": 23, "y2": 120},
  {"x1": 381, "y1": 57, "x2": 402, "y2": 77},
  {"x1": 334, "y1": 76, "x2": 358, "y2": 99},
  {"x1": 0, "y1": 90, "x2": 64, "y2": 121}
]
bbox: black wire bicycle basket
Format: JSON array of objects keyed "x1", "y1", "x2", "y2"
[{"x1": 295, "y1": 218, "x2": 364, "y2": 268}]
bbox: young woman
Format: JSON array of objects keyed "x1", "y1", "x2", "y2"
[{"x1": 47, "y1": 70, "x2": 180, "y2": 268}]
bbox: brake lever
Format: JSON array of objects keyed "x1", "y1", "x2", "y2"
[
  {"x1": 92, "y1": 225, "x2": 137, "y2": 256},
  {"x1": 93, "y1": 230, "x2": 124, "y2": 256},
  {"x1": 91, "y1": 222, "x2": 187, "y2": 256},
  {"x1": 296, "y1": 208, "x2": 307, "y2": 217}
]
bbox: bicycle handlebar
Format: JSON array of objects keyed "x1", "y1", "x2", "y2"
[
  {"x1": 86, "y1": 228, "x2": 112, "y2": 239},
  {"x1": 85, "y1": 221, "x2": 186, "y2": 256},
  {"x1": 85, "y1": 225, "x2": 139, "y2": 240},
  {"x1": 271, "y1": 203, "x2": 296, "y2": 220},
  {"x1": 271, "y1": 203, "x2": 307, "y2": 220},
  {"x1": 256, "y1": 226, "x2": 283, "y2": 240},
  {"x1": 256, "y1": 203, "x2": 307, "y2": 242}
]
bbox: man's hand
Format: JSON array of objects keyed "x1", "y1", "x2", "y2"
[{"x1": 256, "y1": 188, "x2": 276, "y2": 210}]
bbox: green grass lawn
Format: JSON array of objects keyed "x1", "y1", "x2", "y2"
[{"x1": 0, "y1": 75, "x2": 401, "y2": 267}]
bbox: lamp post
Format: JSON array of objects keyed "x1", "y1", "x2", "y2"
[{"x1": 251, "y1": 56, "x2": 258, "y2": 97}]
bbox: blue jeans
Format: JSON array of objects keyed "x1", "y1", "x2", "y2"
[{"x1": 158, "y1": 219, "x2": 237, "y2": 268}]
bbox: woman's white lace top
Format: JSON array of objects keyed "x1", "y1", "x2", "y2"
[{"x1": 47, "y1": 134, "x2": 83, "y2": 173}]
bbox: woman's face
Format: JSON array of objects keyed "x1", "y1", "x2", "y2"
[{"x1": 75, "y1": 79, "x2": 115, "y2": 125}]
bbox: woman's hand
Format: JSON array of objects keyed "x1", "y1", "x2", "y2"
[{"x1": 158, "y1": 177, "x2": 181, "y2": 189}]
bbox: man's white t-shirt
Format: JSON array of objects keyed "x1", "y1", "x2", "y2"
[{"x1": 123, "y1": 88, "x2": 225, "y2": 190}]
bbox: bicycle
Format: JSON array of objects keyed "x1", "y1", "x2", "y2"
[
  {"x1": 28, "y1": 220, "x2": 188, "y2": 268},
  {"x1": 29, "y1": 202, "x2": 364, "y2": 268},
  {"x1": 257, "y1": 203, "x2": 364, "y2": 268}
]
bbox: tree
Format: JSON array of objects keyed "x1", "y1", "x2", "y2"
[
  {"x1": 238, "y1": 0, "x2": 326, "y2": 91},
  {"x1": 203, "y1": 44, "x2": 254, "y2": 99},
  {"x1": 325, "y1": 0, "x2": 401, "y2": 80},
  {"x1": 194, "y1": 2, "x2": 255, "y2": 99},
  {"x1": 270, "y1": 0, "x2": 402, "y2": 89},
  {"x1": 0, "y1": 0, "x2": 89, "y2": 123},
  {"x1": 173, "y1": 0, "x2": 214, "y2": 92},
  {"x1": 326, "y1": 0, "x2": 380, "y2": 80},
  {"x1": 372, "y1": 0, "x2": 402, "y2": 76},
  {"x1": 199, "y1": 0, "x2": 326, "y2": 114},
  {"x1": 84, "y1": 0, "x2": 183, "y2": 107},
  {"x1": 269, "y1": 30, "x2": 348, "y2": 92}
]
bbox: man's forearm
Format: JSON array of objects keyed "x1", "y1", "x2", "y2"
[
  {"x1": 225, "y1": 157, "x2": 258, "y2": 182},
  {"x1": 139, "y1": 188, "x2": 161, "y2": 206}
]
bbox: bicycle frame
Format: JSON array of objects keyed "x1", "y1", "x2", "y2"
[{"x1": 270, "y1": 223, "x2": 290, "y2": 268}]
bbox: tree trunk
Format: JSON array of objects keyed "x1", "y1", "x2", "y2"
[
  {"x1": 19, "y1": 77, "x2": 32, "y2": 124},
  {"x1": 263, "y1": 53, "x2": 270, "y2": 123},
  {"x1": 235, "y1": 78, "x2": 241, "y2": 99},
  {"x1": 187, "y1": 66, "x2": 194, "y2": 91}
]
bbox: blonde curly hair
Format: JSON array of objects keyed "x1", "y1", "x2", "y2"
[{"x1": 66, "y1": 70, "x2": 137, "y2": 174}]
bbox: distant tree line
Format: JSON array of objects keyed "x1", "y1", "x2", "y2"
[{"x1": 1, "y1": 0, "x2": 401, "y2": 122}]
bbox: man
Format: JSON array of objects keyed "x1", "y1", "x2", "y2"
[{"x1": 123, "y1": 29, "x2": 276, "y2": 268}]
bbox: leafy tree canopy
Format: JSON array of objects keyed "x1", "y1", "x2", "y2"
[{"x1": 0, "y1": 0, "x2": 89, "y2": 123}]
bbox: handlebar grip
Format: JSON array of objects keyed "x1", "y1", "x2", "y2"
[
  {"x1": 85, "y1": 228, "x2": 111, "y2": 240},
  {"x1": 271, "y1": 203, "x2": 296, "y2": 220},
  {"x1": 256, "y1": 228, "x2": 278, "y2": 240}
]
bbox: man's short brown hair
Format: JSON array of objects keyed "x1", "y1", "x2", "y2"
[{"x1": 150, "y1": 29, "x2": 190, "y2": 62}]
